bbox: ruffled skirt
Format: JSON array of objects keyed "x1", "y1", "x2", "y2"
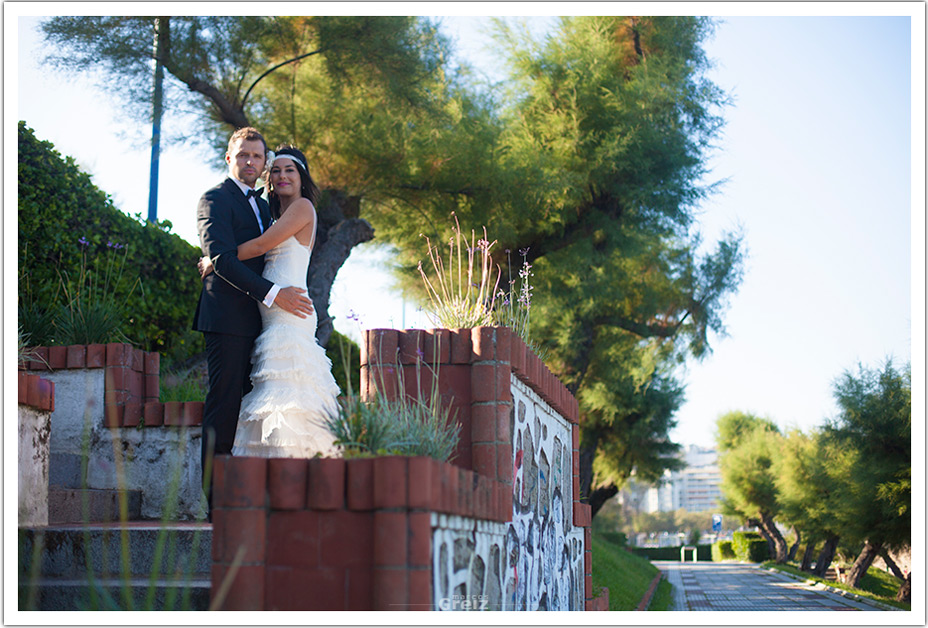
[{"x1": 232, "y1": 304, "x2": 340, "y2": 458}]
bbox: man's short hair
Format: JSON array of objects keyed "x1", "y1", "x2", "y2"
[{"x1": 227, "y1": 127, "x2": 267, "y2": 155}]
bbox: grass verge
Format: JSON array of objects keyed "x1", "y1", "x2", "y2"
[
  {"x1": 591, "y1": 532, "x2": 661, "y2": 610},
  {"x1": 648, "y1": 578, "x2": 673, "y2": 611},
  {"x1": 762, "y1": 562, "x2": 910, "y2": 611}
]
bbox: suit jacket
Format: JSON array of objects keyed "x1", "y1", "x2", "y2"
[{"x1": 193, "y1": 178, "x2": 274, "y2": 336}]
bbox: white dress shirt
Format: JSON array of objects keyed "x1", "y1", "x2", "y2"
[{"x1": 230, "y1": 178, "x2": 280, "y2": 308}]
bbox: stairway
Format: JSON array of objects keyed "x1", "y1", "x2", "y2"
[{"x1": 18, "y1": 521, "x2": 212, "y2": 610}]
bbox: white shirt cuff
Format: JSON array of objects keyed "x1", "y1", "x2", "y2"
[{"x1": 263, "y1": 284, "x2": 281, "y2": 308}]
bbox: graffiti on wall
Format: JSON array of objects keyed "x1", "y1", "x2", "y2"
[{"x1": 432, "y1": 376, "x2": 584, "y2": 611}]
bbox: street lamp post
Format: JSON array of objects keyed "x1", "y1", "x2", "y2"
[{"x1": 147, "y1": 18, "x2": 165, "y2": 224}]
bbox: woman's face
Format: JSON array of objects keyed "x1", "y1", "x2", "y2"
[{"x1": 269, "y1": 158, "x2": 301, "y2": 199}]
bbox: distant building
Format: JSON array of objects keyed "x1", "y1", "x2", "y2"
[{"x1": 645, "y1": 445, "x2": 722, "y2": 513}]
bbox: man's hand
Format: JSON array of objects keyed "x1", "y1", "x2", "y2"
[
  {"x1": 198, "y1": 256, "x2": 214, "y2": 279},
  {"x1": 275, "y1": 286, "x2": 314, "y2": 318}
]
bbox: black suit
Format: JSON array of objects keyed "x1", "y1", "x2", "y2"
[{"x1": 194, "y1": 177, "x2": 273, "y2": 507}]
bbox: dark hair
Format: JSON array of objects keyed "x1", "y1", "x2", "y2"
[
  {"x1": 265, "y1": 144, "x2": 320, "y2": 220},
  {"x1": 227, "y1": 127, "x2": 267, "y2": 155}
]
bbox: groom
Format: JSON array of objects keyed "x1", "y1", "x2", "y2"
[{"x1": 193, "y1": 127, "x2": 313, "y2": 514}]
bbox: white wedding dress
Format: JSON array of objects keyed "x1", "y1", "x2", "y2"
[{"x1": 232, "y1": 234, "x2": 340, "y2": 458}]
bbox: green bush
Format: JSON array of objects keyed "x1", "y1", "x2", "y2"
[
  {"x1": 629, "y1": 544, "x2": 712, "y2": 561},
  {"x1": 599, "y1": 531, "x2": 627, "y2": 547},
  {"x1": 326, "y1": 330, "x2": 361, "y2": 395},
  {"x1": 18, "y1": 122, "x2": 204, "y2": 365},
  {"x1": 711, "y1": 540, "x2": 736, "y2": 562},
  {"x1": 731, "y1": 531, "x2": 769, "y2": 562}
]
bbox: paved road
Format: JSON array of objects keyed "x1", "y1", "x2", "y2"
[{"x1": 654, "y1": 561, "x2": 888, "y2": 611}]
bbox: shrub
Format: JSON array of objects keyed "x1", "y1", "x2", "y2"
[
  {"x1": 599, "y1": 531, "x2": 627, "y2": 547},
  {"x1": 326, "y1": 330, "x2": 361, "y2": 396},
  {"x1": 628, "y1": 544, "x2": 712, "y2": 561},
  {"x1": 732, "y1": 531, "x2": 769, "y2": 562},
  {"x1": 711, "y1": 540, "x2": 736, "y2": 562},
  {"x1": 323, "y1": 357, "x2": 461, "y2": 462},
  {"x1": 18, "y1": 122, "x2": 204, "y2": 365}
]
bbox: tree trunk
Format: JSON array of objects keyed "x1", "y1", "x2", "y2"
[
  {"x1": 812, "y1": 535, "x2": 839, "y2": 578},
  {"x1": 307, "y1": 190, "x2": 374, "y2": 347},
  {"x1": 845, "y1": 539, "x2": 883, "y2": 589},
  {"x1": 758, "y1": 512, "x2": 788, "y2": 563},
  {"x1": 878, "y1": 547, "x2": 905, "y2": 580},
  {"x1": 788, "y1": 527, "x2": 801, "y2": 561},
  {"x1": 799, "y1": 539, "x2": 817, "y2": 572},
  {"x1": 895, "y1": 573, "x2": 911, "y2": 603},
  {"x1": 578, "y1": 430, "x2": 600, "y2": 506},
  {"x1": 588, "y1": 483, "x2": 618, "y2": 519}
]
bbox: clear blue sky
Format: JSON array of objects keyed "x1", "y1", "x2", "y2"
[{"x1": 9, "y1": 8, "x2": 923, "y2": 451}]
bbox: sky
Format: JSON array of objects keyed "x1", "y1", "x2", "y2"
[{"x1": 7, "y1": 4, "x2": 924, "y2": 455}]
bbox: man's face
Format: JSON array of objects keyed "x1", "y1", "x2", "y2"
[{"x1": 226, "y1": 138, "x2": 266, "y2": 188}]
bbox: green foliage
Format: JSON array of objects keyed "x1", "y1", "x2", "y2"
[
  {"x1": 417, "y1": 215, "x2": 501, "y2": 329},
  {"x1": 711, "y1": 540, "x2": 736, "y2": 562},
  {"x1": 825, "y1": 360, "x2": 911, "y2": 551},
  {"x1": 591, "y1": 532, "x2": 661, "y2": 610},
  {"x1": 773, "y1": 428, "x2": 849, "y2": 546},
  {"x1": 731, "y1": 531, "x2": 769, "y2": 562},
  {"x1": 326, "y1": 330, "x2": 361, "y2": 395},
  {"x1": 629, "y1": 544, "x2": 712, "y2": 561},
  {"x1": 647, "y1": 579, "x2": 673, "y2": 611},
  {"x1": 763, "y1": 562, "x2": 909, "y2": 611},
  {"x1": 159, "y1": 377, "x2": 206, "y2": 403},
  {"x1": 598, "y1": 531, "x2": 627, "y2": 547},
  {"x1": 18, "y1": 122, "x2": 204, "y2": 364},
  {"x1": 715, "y1": 412, "x2": 782, "y2": 523},
  {"x1": 53, "y1": 241, "x2": 139, "y2": 345},
  {"x1": 492, "y1": 247, "x2": 536, "y2": 349},
  {"x1": 323, "y1": 360, "x2": 461, "y2": 462},
  {"x1": 39, "y1": 15, "x2": 746, "y2": 508}
]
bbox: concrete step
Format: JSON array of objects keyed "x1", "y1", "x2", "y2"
[
  {"x1": 49, "y1": 452, "x2": 82, "y2": 488},
  {"x1": 18, "y1": 577, "x2": 211, "y2": 611},
  {"x1": 48, "y1": 487, "x2": 142, "y2": 523},
  {"x1": 19, "y1": 521, "x2": 212, "y2": 610}
]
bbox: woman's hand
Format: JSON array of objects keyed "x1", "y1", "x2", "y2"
[{"x1": 198, "y1": 256, "x2": 214, "y2": 279}]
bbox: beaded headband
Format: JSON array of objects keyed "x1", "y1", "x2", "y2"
[{"x1": 268, "y1": 151, "x2": 307, "y2": 172}]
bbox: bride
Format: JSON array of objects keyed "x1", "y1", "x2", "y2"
[{"x1": 201, "y1": 145, "x2": 339, "y2": 458}]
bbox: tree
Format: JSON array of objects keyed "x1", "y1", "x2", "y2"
[
  {"x1": 716, "y1": 412, "x2": 789, "y2": 563},
  {"x1": 472, "y1": 16, "x2": 743, "y2": 516},
  {"x1": 39, "y1": 16, "x2": 744, "y2": 514},
  {"x1": 773, "y1": 428, "x2": 851, "y2": 575},
  {"x1": 40, "y1": 16, "x2": 452, "y2": 346},
  {"x1": 825, "y1": 360, "x2": 910, "y2": 592}
]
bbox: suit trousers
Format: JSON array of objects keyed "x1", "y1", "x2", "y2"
[{"x1": 201, "y1": 331, "x2": 256, "y2": 508}]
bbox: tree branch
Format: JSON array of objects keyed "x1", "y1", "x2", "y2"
[
  {"x1": 158, "y1": 17, "x2": 251, "y2": 128},
  {"x1": 592, "y1": 314, "x2": 685, "y2": 339},
  {"x1": 242, "y1": 48, "x2": 326, "y2": 107}
]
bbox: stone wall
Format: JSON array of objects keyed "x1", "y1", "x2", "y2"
[
  {"x1": 25, "y1": 343, "x2": 205, "y2": 520},
  {"x1": 18, "y1": 372, "x2": 54, "y2": 526}
]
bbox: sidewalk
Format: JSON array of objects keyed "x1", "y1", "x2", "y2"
[{"x1": 655, "y1": 561, "x2": 887, "y2": 611}]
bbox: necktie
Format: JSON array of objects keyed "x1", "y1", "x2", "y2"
[{"x1": 246, "y1": 188, "x2": 265, "y2": 232}]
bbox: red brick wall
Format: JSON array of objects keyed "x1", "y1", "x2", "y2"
[
  {"x1": 211, "y1": 325, "x2": 602, "y2": 611},
  {"x1": 361, "y1": 326, "x2": 597, "y2": 610},
  {"x1": 210, "y1": 454, "x2": 511, "y2": 611},
  {"x1": 24, "y1": 343, "x2": 203, "y2": 428},
  {"x1": 18, "y1": 371, "x2": 54, "y2": 412}
]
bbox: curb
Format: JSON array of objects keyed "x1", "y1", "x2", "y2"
[
  {"x1": 636, "y1": 572, "x2": 663, "y2": 611},
  {"x1": 761, "y1": 566, "x2": 903, "y2": 611}
]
